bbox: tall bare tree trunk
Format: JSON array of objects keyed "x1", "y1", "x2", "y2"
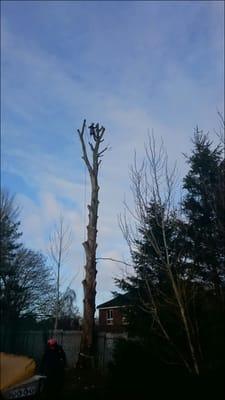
[{"x1": 77, "y1": 119, "x2": 107, "y2": 368}]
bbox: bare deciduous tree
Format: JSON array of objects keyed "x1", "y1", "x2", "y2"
[
  {"x1": 120, "y1": 134, "x2": 200, "y2": 375},
  {"x1": 48, "y1": 215, "x2": 72, "y2": 333},
  {"x1": 0, "y1": 190, "x2": 54, "y2": 323},
  {"x1": 77, "y1": 119, "x2": 108, "y2": 367}
]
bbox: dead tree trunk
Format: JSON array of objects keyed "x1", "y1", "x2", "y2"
[{"x1": 77, "y1": 119, "x2": 107, "y2": 368}]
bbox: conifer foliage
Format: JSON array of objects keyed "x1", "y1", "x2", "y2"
[
  {"x1": 183, "y1": 129, "x2": 225, "y2": 298},
  {"x1": 117, "y1": 124, "x2": 225, "y2": 377}
]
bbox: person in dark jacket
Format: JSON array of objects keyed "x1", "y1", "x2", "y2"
[{"x1": 41, "y1": 338, "x2": 66, "y2": 396}]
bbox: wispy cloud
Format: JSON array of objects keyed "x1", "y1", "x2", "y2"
[{"x1": 2, "y1": 1, "x2": 224, "y2": 310}]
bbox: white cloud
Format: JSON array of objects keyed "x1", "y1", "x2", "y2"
[{"x1": 2, "y1": 2, "x2": 224, "y2": 312}]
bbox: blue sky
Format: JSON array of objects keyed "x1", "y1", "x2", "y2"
[{"x1": 1, "y1": 1, "x2": 224, "y2": 313}]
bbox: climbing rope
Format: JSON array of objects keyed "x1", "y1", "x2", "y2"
[{"x1": 82, "y1": 123, "x2": 88, "y2": 275}]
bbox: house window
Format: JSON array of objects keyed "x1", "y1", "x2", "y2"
[{"x1": 107, "y1": 309, "x2": 113, "y2": 325}]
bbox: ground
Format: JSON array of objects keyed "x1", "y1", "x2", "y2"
[
  {"x1": 39, "y1": 367, "x2": 225, "y2": 400},
  {"x1": 40, "y1": 368, "x2": 149, "y2": 399},
  {"x1": 40, "y1": 368, "x2": 110, "y2": 400}
]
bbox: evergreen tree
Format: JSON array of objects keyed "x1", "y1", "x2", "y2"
[
  {"x1": 117, "y1": 203, "x2": 184, "y2": 344},
  {"x1": 118, "y1": 133, "x2": 209, "y2": 374},
  {"x1": 115, "y1": 128, "x2": 225, "y2": 378},
  {"x1": 183, "y1": 129, "x2": 225, "y2": 299},
  {"x1": 117, "y1": 201, "x2": 187, "y2": 324}
]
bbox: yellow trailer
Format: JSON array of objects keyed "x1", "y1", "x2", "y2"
[{"x1": 0, "y1": 353, "x2": 45, "y2": 399}]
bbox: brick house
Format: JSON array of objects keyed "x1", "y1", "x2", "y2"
[{"x1": 97, "y1": 293, "x2": 132, "y2": 333}]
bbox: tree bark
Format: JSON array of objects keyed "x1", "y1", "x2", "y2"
[{"x1": 77, "y1": 119, "x2": 107, "y2": 368}]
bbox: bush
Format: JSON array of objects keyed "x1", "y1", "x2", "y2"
[{"x1": 107, "y1": 338, "x2": 225, "y2": 399}]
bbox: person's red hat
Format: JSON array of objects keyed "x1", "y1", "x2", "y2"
[{"x1": 47, "y1": 338, "x2": 57, "y2": 347}]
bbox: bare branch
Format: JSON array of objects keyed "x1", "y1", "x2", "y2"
[
  {"x1": 77, "y1": 119, "x2": 93, "y2": 175},
  {"x1": 119, "y1": 130, "x2": 200, "y2": 375},
  {"x1": 98, "y1": 146, "x2": 108, "y2": 157},
  {"x1": 96, "y1": 257, "x2": 134, "y2": 268}
]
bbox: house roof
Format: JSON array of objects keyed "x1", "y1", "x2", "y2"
[{"x1": 97, "y1": 293, "x2": 132, "y2": 309}]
